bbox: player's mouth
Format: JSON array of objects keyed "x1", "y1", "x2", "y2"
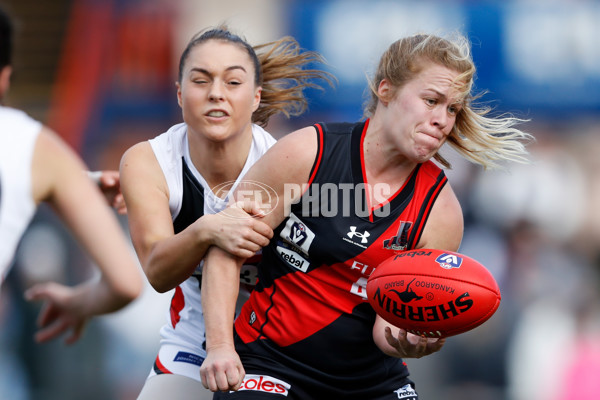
[
  {"x1": 206, "y1": 109, "x2": 229, "y2": 118},
  {"x1": 419, "y1": 130, "x2": 443, "y2": 142}
]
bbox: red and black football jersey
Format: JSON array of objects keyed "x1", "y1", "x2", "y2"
[{"x1": 234, "y1": 120, "x2": 447, "y2": 392}]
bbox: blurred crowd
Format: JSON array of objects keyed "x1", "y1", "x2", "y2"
[{"x1": 410, "y1": 121, "x2": 600, "y2": 400}]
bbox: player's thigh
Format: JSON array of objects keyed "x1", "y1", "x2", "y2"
[{"x1": 137, "y1": 374, "x2": 214, "y2": 400}]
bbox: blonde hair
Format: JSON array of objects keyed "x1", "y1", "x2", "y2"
[
  {"x1": 253, "y1": 37, "x2": 334, "y2": 126},
  {"x1": 179, "y1": 26, "x2": 334, "y2": 128},
  {"x1": 365, "y1": 33, "x2": 533, "y2": 169}
]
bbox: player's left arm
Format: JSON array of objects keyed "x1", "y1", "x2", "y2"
[
  {"x1": 372, "y1": 183, "x2": 463, "y2": 357},
  {"x1": 416, "y1": 182, "x2": 464, "y2": 252},
  {"x1": 24, "y1": 127, "x2": 143, "y2": 344}
]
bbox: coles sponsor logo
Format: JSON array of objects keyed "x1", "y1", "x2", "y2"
[{"x1": 237, "y1": 374, "x2": 290, "y2": 396}]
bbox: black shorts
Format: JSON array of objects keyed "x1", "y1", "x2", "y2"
[
  {"x1": 214, "y1": 380, "x2": 418, "y2": 400},
  {"x1": 214, "y1": 333, "x2": 418, "y2": 400}
]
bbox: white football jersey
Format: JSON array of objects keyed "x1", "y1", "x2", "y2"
[
  {"x1": 0, "y1": 106, "x2": 41, "y2": 286},
  {"x1": 148, "y1": 122, "x2": 276, "y2": 362}
]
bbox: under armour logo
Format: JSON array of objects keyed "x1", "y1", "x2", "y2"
[{"x1": 347, "y1": 226, "x2": 370, "y2": 244}]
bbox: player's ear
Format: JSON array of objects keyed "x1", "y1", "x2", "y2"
[
  {"x1": 252, "y1": 86, "x2": 262, "y2": 112},
  {"x1": 0, "y1": 66, "x2": 12, "y2": 102},
  {"x1": 377, "y1": 79, "x2": 391, "y2": 107},
  {"x1": 176, "y1": 81, "x2": 183, "y2": 108}
]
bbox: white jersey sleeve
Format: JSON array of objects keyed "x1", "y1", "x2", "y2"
[
  {"x1": 0, "y1": 106, "x2": 42, "y2": 283},
  {"x1": 148, "y1": 123, "x2": 187, "y2": 220}
]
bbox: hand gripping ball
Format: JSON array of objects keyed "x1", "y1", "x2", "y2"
[{"x1": 367, "y1": 249, "x2": 501, "y2": 337}]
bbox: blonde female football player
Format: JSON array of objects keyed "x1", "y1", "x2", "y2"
[{"x1": 200, "y1": 32, "x2": 533, "y2": 399}]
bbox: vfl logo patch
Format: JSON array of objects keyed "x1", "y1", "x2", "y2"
[
  {"x1": 435, "y1": 253, "x2": 463, "y2": 269},
  {"x1": 278, "y1": 213, "x2": 314, "y2": 272},
  {"x1": 394, "y1": 383, "x2": 418, "y2": 399},
  {"x1": 347, "y1": 226, "x2": 370, "y2": 244},
  {"x1": 280, "y1": 213, "x2": 315, "y2": 254},
  {"x1": 237, "y1": 374, "x2": 291, "y2": 396},
  {"x1": 289, "y1": 221, "x2": 308, "y2": 246}
]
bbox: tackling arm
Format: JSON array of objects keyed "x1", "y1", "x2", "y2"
[{"x1": 200, "y1": 127, "x2": 318, "y2": 391}]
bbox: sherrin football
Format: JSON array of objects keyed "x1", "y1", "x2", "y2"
[{"x1": 366, "y1": 249, "x2": 501, "y2": 338}]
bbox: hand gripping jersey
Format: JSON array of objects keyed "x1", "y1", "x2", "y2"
[
  {"x1": 0, "y1": 107, "x2": 41, "y2": 286},
  {"x1": 146, "y1": 122, "x2": 275, "y2": 379},
  {"x1": 233, "y1": 121, "x2": 448, "y2": 396}
]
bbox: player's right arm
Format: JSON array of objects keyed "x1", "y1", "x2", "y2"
[
  {"x1": 200, "y1": 127, "x2": 318, "y2": 392},
  {"x1": 120, "y1": 142, "x2": 274, "y2": 293},
  {"x1": 120, "y1": 141, "x2": 197, "y2": 292}
]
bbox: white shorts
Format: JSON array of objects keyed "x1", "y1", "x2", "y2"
[
  {"x1": 147, "y1": 343, "x2": 205, "y2": 381},
  {"x1": 137, "y1": 373, "x2": 213, "y2": 400}
]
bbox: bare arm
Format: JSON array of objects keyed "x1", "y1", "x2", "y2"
[
  {"x1": 373, "y1": 183, "x2": 463, "y2": 357},
  {"x1": 120, "y1": 142, "x2": 273, "y2": 293},
  {"x1": 416, "y1": 182, "x2": 464, "y2": 252},
  {"x1": 24, "y1": 127, "x2": 143, "y2": 344},
  {"x1": 87, "y1": 170, "x2": 127, "y2": 214},
  {"x1": 200, "y1": 127, "x2": 318, "y2": 392},
  {"x1": 120, "y1": 142, "x2": 201, "y2": 292}
]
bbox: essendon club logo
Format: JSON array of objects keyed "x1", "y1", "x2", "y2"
[
  {"x1": 383, "y1": 222, "x2": 412, "y2": 251},
  {"x1": 237, "y1": 374, "x2": 291, "y2": 396}
]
